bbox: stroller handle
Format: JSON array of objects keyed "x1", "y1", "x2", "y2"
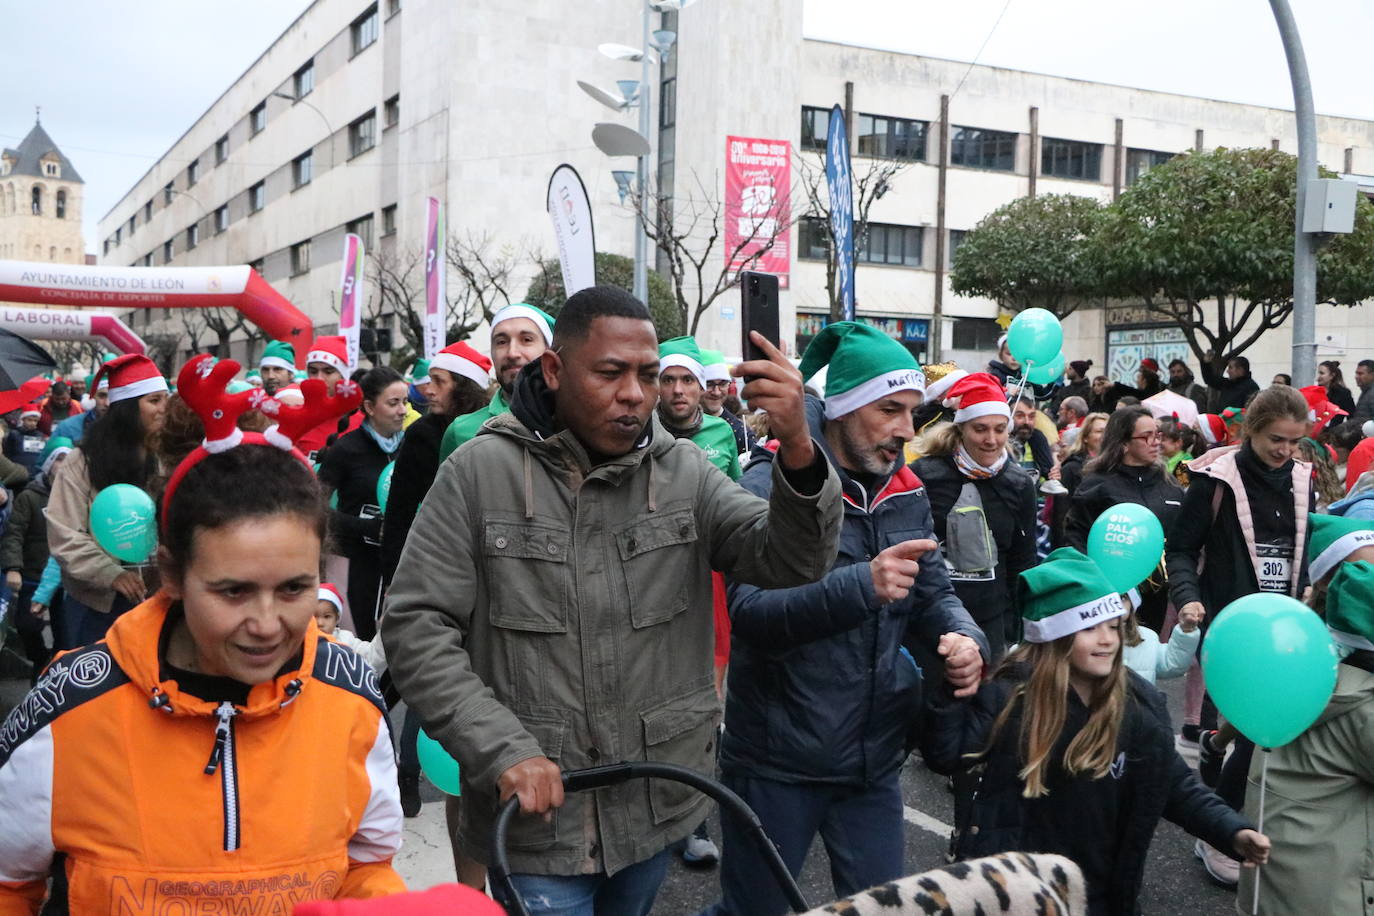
[{"x1": 489, "y1": 761, "x2": 809, "y2": 915}]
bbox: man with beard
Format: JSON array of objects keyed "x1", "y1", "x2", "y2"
[
  {"x1": 53, "y1": 376, "x2": 108, "y2": 444},
  {"x1": 658, "y1": 337, "x2": 739, "y2": 480},
  {"x1": 257, "y1": 340, "x2": 297, "y2": 396},
  {"x1": 1169, "y1": 358, "x2": 1210, "y2": 414},
  {"x1": 439, "y1": 303, "x2": 554, "y2": 460},
  {"x1": 1011, "y1": 395, "x2": 1055, "y2": 481},
  {"x1": 704, "y1": 322, "x2": 986, "y2": 916},
  {"x1": 700, "y1": 349, "x2": 753, "y2": 457}
]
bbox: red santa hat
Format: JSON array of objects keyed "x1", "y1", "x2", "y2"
[
  {"x1": 1300, "y1": 384, "x2": 1348, "y2": 435},
  {"x1": 20, "y1": 406, "x2": 40, "y2": 420},
  {"x1": 92, "y1": 354, "x2": 168, "y2": 405},
  {"x1": 430, "y1": 341, "x2": 492, "y2": 390},
  {"x1": 943, "y1": 372, "x2": 1012, "y2": 424},
  {"x1": 305, "y1": 335, "x2": 350, "y2": 376},
  {"x1": 1196, "y1": 413, "x2": 1230, "y2": 446},
  {"x1": 317, "y1": 583, "x2": 345, "y2": 615},
  {"x1": 1140, "y1": 358, "x2": 1161, "y2": 374}
]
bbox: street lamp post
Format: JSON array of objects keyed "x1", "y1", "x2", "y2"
[
  {"x1": 632, "y1": 0, "x2": 653, "y2": 306},
  {"x1": 272, "y1": 91, "x2": 335, "y2": 169}
]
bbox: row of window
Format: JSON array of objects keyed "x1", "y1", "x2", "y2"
[
  {"x1": 0, "y1": 244, "x2": 75, "y2": 260},
  {"x1": 797, "y1": 218, "x2": 972, "y2": 269},
  {"x1": 799, "y1": 106, "x2": 1175, "y2": 182},
  {"x1": 1, "y1": 184, "x2": 68, "y2": 219}
]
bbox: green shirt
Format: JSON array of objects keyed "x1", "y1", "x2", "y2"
[
  {"x1": 691, "y1": 413, "x2": 741, "y2": 481},
  {"x1": 440, "y1": 389, "x2": 510, "y2": 462}
]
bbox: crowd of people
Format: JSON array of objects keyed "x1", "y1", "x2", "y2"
[{"x1": 2, "y1": 289, "x2": 1374, "y2": 915}]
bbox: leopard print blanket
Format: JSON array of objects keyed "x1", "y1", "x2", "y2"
[{"x1": 802, "y1": 852, "x2": 1087, "y2": 916}]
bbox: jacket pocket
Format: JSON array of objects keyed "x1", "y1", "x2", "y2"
[
  {"x1": 482, "y1": 517, "x2": 570, "y2": 633},
  {"x1": 505, "y1": 717, "x2": 566, "y2": 851},
  {"x1": 640, "y1": 693, "x2": 720, "y2": 825},
  {"x1": 615, "y1": 505, "x2": 697, "y2": 628}
]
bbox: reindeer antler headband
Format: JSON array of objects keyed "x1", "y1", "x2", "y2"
[{"x1": 161, "y1": 354, "x2": 361, "y2": 527}]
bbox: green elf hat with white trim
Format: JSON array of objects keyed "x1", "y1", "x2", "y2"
[
  {"x1": 798, "y1": 321, "x2": 925, "y2": 420},
  {"x1": 1326, "y1": 560, "x2": 1374, "y2": 651},
  {"x1": 259, "y1": 340, "x2": 296, "y2": 372},
  {"x1": 491, "y1": 302, "x2": 555, "y2": 346},
  {"x1": 700, "y1": 348, "x2": 731, "y2": 383},
  {"x1": 659, "y1": 336, "x2": 707, "y2": 389},
  {"x1": 410, "y1": 358, "x2": 432, "y2": 385},
  {"x1": 1307, "y1": 513, "x2": 1374, "y2": 583},
  {"x1": 1020, "y1": 547, "x2": 1127, "y2": 643}
]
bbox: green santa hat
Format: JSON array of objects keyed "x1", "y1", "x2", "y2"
[
  {"x1": 659, "y1": 336, "x2": 706, "y2": 389},
  {"x1": 700, "y1": 348, "x2": 731, "y2": 383},
  {"x1": 798, "y1": 321, "x2": 925, "y2": 420},
  {"x1": 1326, "y1": 560, "x2": 1374, "y2": 651},
  {"x1": 260, "y1": 340, "x2": 296, "y2": 372},
  {"x1": 1308, "y1": 514, "x2": 1374, "y2": 584},
  {"x1": 1020, "y1": 548, "x2": 1127, "y2": 643},
  {"x1": 410, "y1": 358, "x2": 432, "y2": 385}
]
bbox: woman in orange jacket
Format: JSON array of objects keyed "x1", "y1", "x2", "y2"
[{"x1": 0, "y1": 356, "x2": 405, "y2": 914}]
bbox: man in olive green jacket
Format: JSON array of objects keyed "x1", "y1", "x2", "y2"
[{"x1": 382, "y1": 287, "x2": 842, "y2": 910}]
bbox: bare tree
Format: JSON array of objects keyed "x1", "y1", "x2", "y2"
[
  {"x1": 794, "y1": 153, "x2": 909, "y2": 320},
  {"x1": 178, "y1": 310, "x2": 210, "y2": 357},
  {"x1": 143, "y1": 331, "x2": 182, "y2": 376},
  {"x1": 44, "y1": 340, "x2": 103, "y2": 377}
]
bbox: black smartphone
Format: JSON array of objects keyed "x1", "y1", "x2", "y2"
[{"x1": 739, "y1": 271, "x2": 780, "y2": 374}]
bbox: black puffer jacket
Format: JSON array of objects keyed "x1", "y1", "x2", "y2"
[
  {"x1": 1066, "y1": 463, "x2": 1184, "y2": 631},
  {"x1": 1200, "y1": 362, "x2": 1260, "y2": 413},
  {"x1": 380, "y1": 412, "x2": 450, "y2": 585},
  {"x1": 920, "y1": 668, "x2": 1251, "y2": 916}
]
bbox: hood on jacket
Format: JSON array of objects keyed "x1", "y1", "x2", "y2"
[
  {"x1": 103, "y1": 592, "x2": 318, "y2": 720},
  {"x1": 1312, "y1": 654, "x2": 1374, "y2": 728}
]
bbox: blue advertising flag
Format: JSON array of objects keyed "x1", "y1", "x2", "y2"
[{"x1": 825, "y1": 104, "x2": 856, "y2": 321}]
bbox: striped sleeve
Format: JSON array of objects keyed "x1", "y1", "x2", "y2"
[{"x1": 348, "y1": 714, "x2": 403, "y2": 864}]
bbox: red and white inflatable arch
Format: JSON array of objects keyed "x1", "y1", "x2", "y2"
[
  {"x1": 0, "y1": 260, "x2": 314, "y2": 366},
  {"x1": 0, "y1": 306, "x2": 145, "y2": 355}
]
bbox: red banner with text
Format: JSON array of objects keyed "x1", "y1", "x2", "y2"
[{"x1": 724, "y1": 136, "x2": 791, "y2": 289}]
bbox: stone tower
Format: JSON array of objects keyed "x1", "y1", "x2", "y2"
[{"x1": 0, "y1": 116, "x2": 85, "y2": 263}]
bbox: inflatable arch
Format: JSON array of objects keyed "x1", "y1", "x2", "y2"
[
  {"x1": 0, "y1": 260, "x2": 314, "y2": 366},
  {"x1": 0, "y1": 305, "x2": 145, "y2": 355}
]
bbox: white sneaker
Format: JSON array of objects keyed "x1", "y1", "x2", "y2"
[
  {"x1": 682, "y1": 833, "x2": 719, "y2": 867},
  {"x1": 1195, "y1": 838, "x2": 1239, "y2": 887}
]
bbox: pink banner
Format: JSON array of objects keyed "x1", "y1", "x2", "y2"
[
  {"x1": 338, "y1": 233, "x2": 363, "y2": 371},
  {"x1": 725, "y1": 136, "x2": 791, "y2": 289},
  {"x1": 423, "y1": 198, "x2": 445, "y2": 360}
]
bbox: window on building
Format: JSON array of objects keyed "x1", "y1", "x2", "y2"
[
  {"x1": 293, "y1": 150, "x2": 313, "y2": 188},
  {"x1": 249, "y1": 181, "x2": 266, "y2": 213},
  {"x1": 1125, "y1": 148, "x2": 1174, "y2": 185},
  {"x1": 800, "y1": 106, "x2": 830, "y2": 152},
  {"x1": 856, "y1": 113, "x2": 927, "y2": 161},
  {"x1": 30, "y1": 185, "x2": 40, "y2": 215},
  {"x1": 114, "y1": 227, "x2": 122, "y2": 245},
  {"x1": 386, "y1": 0, "x2": 400, "y2": 16},
  {"x1": 1041, "y1": 137, "x2": 1102, "y2": 181},
  {"x1": 103, "y1": 239, "x2": 110, "y2": 255},
  {"x1": 43, "y1": 161, "x2": 58, "y2": 177},
  {"x1": 798, "y1": 217, "x2": 830, "y2": 261},
  {"x1": 215, "y1": 135, "x2": 229, "y2": 165},
  {"x1": 164, "y1": 239, "x2": 175, "y2": 263},
  {"x1": 290, "y1": 240, "x2": 311, "y2": 276},
  {"x1": 128, "y1": 214, "x2": 136, "y2": 235},
  {"x1": 250, "y1": 102, "x2": 267, "y2": 136},
  {"x1": 346, "y1": 214, "x2": 375, "y2": 249},
  {"x1": 857, "y1": 223, "x2": 923, "y2": 267},
  {"x1": 144, "y1": 199, "x2": 153, "y2": 221},
  {"x1": 142, "y1": 253, "x2": 153, "y2": 267},
  {"x1": 351, "y1": 5, "x2": 379, "y2": 55},
  {"x1": 952, "y1": 317, "x2": 1003, "y2": 352},
  {"x1": 660, "y1": 78, "x2": 676, "y2": 129},
  {"x1": 215, "y1": 205, "x2": 229, "y2": 233},
  {"x1": 164, "y1": 182, "x2": 174, "y2": 205},
  {"x1": 384, "y1": 94, "x2": 399, "y2": 128},
  {"x1": 293, "y1": 60, "x2": 315, "y2": 98},
  {"x1": 349, "y1": 111, "x2": 376, "y2": 158},
  {"x1": 186, "y1": 224, "x2": 199, "y2": 250},
  {"x1": 187, "y1": 158, "x2": 200, "y2": 187},
  {"x1": 950, "y1": 126, "x2": 1016, "y2": 171},
  {"x1": 948, "y1": 229, "x2": 968, "y2": 267},
  {"x1": 56, "y1": 190, "x2": 67, "y2": 219},
  {"x1": 382, "y1": 204, "x2": 397, "y2": 236}
]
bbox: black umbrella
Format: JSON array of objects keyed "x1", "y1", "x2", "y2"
[{"x1": 0, "y1": 327, "x2": 57, "y2": 390}]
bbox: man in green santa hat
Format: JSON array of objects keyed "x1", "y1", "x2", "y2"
[
  {"x1": 657, "y1": 336, "x2": 739, "y2": 480},
  {"x1": 258, "y1": 340, "x2": 296, "y2": 396},
  {"x1": 701, "y1": 348, "x2": 753, "y2": 457}
]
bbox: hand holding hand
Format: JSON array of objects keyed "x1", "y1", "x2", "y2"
[
  {"x1": 735, "y1": 332, "x2": 813, "y2": 470},
  {"x1": 497, "y1": 756, "x2": 565, "y2": 820},
  {"x1": 31, "y1": 602, "x2": 47, "y2": 621},
  {"x1": 1232, "y1": 829, "x2": 1271, "y2": 867},
  {"x1": 939, "y1": 632, "x2": 984, "y2": 698},
  {"x1": 1178, "y1": 602, "x2": 1205, "y2": 634},
  {"x1": 869, "y1": 539, "x2": 937, "y2": 604}
]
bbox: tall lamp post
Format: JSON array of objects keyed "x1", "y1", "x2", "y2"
[{"x1": 272, "y1": 91, "x2": 336, "y2": 169}]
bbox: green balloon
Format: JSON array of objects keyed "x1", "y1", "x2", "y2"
[
  {"x1": 89, "y1": 484, "x2": 157, "y2": 563},
  {"x1": 1007, "y1": 308, "x2": 1063, "y2": 367},
  {"x1": 416, "y1": 728, "x2": 462, "y2": 795},
  {"x1": 1086, "y1": 502, "x2": 1164, "y2": 593},
  {"x1": 1026, "y1": 351, "x2": 1066, "y2": 385},
  {"x1": 1203, "y1": 593, "x2": 1338, "y2": 748},
  {"x1": 376, "y1": 462, "x2": 395, "y2": 512}
]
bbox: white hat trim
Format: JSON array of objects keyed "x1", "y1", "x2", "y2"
[
  {"x1": 1310, "y1": 529, "x2": 1374, "y2": 583},
  {"x1": 491, "y1": 304, "x2": 554, "y2": 345},
  {"x1": 1022, "y1": 592, "x2": 1126, "y2": 643},
  {"x1": 306, "y1": 349, "x2": 348, "y2": 376},
  {"x1": 259, "y1": 356, "x2": 294, "y2": 371},
  {"x1": 431, "y1": 351, "x2": 490, "y2": 390},
  {"x1": 659, "y1": 354, "x2": 706, "y2": 390},
  {"x1": 924, "y1": 369, "x2": 969, "y2": 405},
  {"x1": 317, "y1": 587, "x2": 345, "y2": 615},
  {"x1": 704, "y1": 362, "x2": 732, "y2": 383},
  {"x1": 41, "y1": 446, "x2": 71, "y2": 477},
  {"x1": 109, "y1": 374, "x2": 168, "y2": 405},
  {"x1": 824, "y1": 368, "x2": 926, "y2": 420},
  {"x1": 953, "y1": 400, "x2": 1012, "y2": 425},
  {"x1": 20, "y1": 409, "x2": 40, "y2": 418}
]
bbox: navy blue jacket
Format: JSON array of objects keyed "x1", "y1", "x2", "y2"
[{"x1": 720, "y1": 397, "x2": 988, "y2": 787}]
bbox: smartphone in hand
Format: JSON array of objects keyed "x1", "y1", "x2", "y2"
[{"x1": 739, "y1": 271, "x2": 780, "y2": 380}]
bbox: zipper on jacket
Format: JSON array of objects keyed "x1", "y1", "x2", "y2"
[{"x1": 204, "y1": 701, "x2": 241, "y2": 852}]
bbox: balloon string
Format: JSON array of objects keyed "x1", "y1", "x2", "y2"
[{"x1": 1252, "y1": 748, "x2": 1269, "y2": 916}]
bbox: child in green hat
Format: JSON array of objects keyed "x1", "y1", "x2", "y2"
[{"x1": 922, "y1": 547, "x2": 1269, "y2": 914}]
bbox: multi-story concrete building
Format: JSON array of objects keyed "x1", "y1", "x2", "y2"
[
  {"x1": 2, "y1": 119, "x2": 86, "y2": 265},
  {"x1": 97, "y1": 0, "x2": 1374, "y2": 383}
]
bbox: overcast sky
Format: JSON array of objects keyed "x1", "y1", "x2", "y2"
[{"x1": 3, "y1": 0, "x2": 1370, "y2": 254}]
